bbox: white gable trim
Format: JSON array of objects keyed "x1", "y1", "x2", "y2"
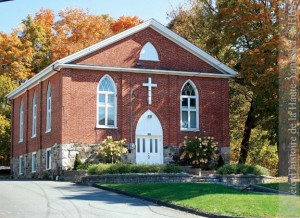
[{"x1": 6, "y1": 19, "x2": 237, "y2": 100}]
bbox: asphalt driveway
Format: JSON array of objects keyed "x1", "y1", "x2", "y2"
[{"x1": 0, "y1": 180, "x2": 203, "y2": 218}]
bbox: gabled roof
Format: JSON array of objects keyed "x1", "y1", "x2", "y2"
[{"x1": 6, "y1": 19, "x2": 237, "y2": 99}]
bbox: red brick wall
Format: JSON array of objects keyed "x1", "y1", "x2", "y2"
[
  {"x1": 74, "y1": 28, "x2": 222, "y2": 74},
  {"x1": 12, "y1": 73, "x2": 62, "y2": 157},
  {"x1": 60, "y1": 69, "x2": 230, "y2": 148}
]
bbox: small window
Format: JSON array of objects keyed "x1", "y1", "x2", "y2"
[
  {"x1": 46, "y1": 149, "x2": 51, "y2": 170},
  {"x1": 139, "y1": 42, "x2": 159, "y2": 61},
  {"x1": 19, "y1": 100, "x2": 24, "y2": 142},
  {"x1": 19, "y1": 156, "x2": 23, "y2": 175},
  {"x1": 32, "y1": 92, "x2": 37, "y2": 138},
  {"x1": 32, "y1": 152, "x2": 37, "y2": 172},
  {"x1": 46, "y1": 83, "x2": 51, "y2": 133},
  {"x1": 97, "y1": 75, "x2": 117, "y2": 128},
  {"x1": 180, "y1": 80, "x2": 199, "y2": 130}
]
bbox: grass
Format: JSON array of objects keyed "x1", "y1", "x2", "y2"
[
  {"x1": 258, "y1": 182, "x2": 300, "y2": 195},
  {"x1": 102, "y1": 183, "x2": 300, "y2": 217}
]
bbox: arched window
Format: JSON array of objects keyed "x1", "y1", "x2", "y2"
[
  {"x1": 32, "y1": 92, "x2": 37, "y2": 137},
  {"x1": 139, "y1": 42, "x2": 159, "y2": 61},
  {"x1": 46, "y1": 83, "x2": 51, "y2": 132},
  {"x1": 19, "y1": 100, "x2": 24, "y2": 142},
  {"x1": 180, "y1": 80, "x2": 199, "y2": 130},
  {"x1": 97, "y1": 75, "x2": 117, "y2": 128}
]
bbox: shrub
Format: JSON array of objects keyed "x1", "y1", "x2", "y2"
[
  {"x1": 217, "y1": 164, "x2": 270, "y2": 176},
  {"x1": 98, "y1": 136, "x2": 127, "y2": 163},
  {"x1": 73, "y1": 154, "x2": 82, "y2": 170},
  {"x1": 180, "y1": 136, "x2": 218, "y2": 169},
  {"x1": 87, "y1": 163, "x2": 183, "y2": 175}
]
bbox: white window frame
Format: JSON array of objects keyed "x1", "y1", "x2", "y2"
[
  {"x1": 19, "y1": 156, "x2": 23, "y2": 175},
  {"x1": 32, "y1": 152, "x2": 37, "y2": 173},
  {"x1": 180, "y1": 80, "x2": 199, "y2": 131},
  {"x1": 46, "y1": 148, "x2": 51, "y2": 170},
  {"x1": 32, "y1": 92, "x2": 37, "y2": 138},
  {"x1": 139, "y1": 42, "x2": 159, "y2": 61},
  {"x1": 96, "y1": 75, "x2": 117, "y2": 128},
  {"x1": 46, "y1": 83, "x2": 51, "y2": 133},
  {"x1": 19, "y1": 100, "x2": 24, "y2": 143}
]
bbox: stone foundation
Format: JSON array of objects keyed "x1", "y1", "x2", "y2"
[
  {"x1": 11, "y1": 143, "x2": 99, "y2": 179},
  {"x1": 11, "y1": 143, "x2": 230, "y2": 179}
]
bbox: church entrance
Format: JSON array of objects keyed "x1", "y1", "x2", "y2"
[{"x1": 135, "y1": 110, "x2": 163, "y2": 164}]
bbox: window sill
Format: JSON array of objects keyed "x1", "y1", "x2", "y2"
[
  {"x1": 46, "y1": 168, "x2": 51, "y2": 171},
  {"x1": 32, "y1": 171, "x2": 36, "y2": 173},
  {"x1": 31, "y1": 135, "x2": 36, "y2": 139},
  {"x1": 18, "y1": 140, "x2": 23, "y2": 143},
  {"x1": 96, "y1": 126, "x2": 118, "y2": 129},
  {"x1": 180, "y1": 128, "x2": 200, "y2": 132},
  {"x1": 45, "y1": 129, "x2": 51, "y2": 134}
]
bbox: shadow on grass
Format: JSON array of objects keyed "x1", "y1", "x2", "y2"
[{"x1": 258, "y1": 182, "x2": 300, "y2": 195}]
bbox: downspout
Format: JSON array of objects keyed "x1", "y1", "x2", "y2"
[
  {"x1": 25, "y1": 90, "x2": 29, "y2": 176},
  {"x1": 39, "y1": 81, "x2": 43, "y2": 178},
  {"x1": 10, "y1": 100, "x2": 14, "y2": 178}
]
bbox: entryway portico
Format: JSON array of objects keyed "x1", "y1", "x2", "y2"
[{"x1": 135, "y1": 110, "x2": 163, "y2": 164}]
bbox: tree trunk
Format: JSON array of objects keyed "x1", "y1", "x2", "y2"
[{"x1": 238, "y1": 100, "x2": 255, "y2": 164}]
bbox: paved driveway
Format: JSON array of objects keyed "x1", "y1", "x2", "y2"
[{"x1": 0, "y1": 181, "x2": 203, "y2": 218}]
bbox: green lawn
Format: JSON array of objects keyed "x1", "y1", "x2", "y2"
[
  {"x1": 102, "y1": 183, "x2": 300, "y2": 217},
  {"x1": 258, "y1": 182, "x2": 300, "y2": 195}
]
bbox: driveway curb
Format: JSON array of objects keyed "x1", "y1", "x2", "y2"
[{"x1": 93, "y1": 184, "x2": 242, "y2": 218}]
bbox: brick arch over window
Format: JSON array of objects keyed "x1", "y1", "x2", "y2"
[
  {"x1": 97, "y1": 74, "x2": 117, "y2": 128},
  {"x1": 180, "y1": 80, "x2": 199, "y2": 130},
  {"x1": 139, "y1": 42, "x2": 159, "y2": 61}
]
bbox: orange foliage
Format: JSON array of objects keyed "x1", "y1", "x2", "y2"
[{"x1": 111, "y1": 16, "x2": 143, "y2": 33}]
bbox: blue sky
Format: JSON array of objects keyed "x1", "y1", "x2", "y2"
[{"x1": 0, "y1": 0, "x2": 185, "y2": 33}]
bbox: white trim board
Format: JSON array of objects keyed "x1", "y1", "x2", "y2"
[{"x1": 6, "y1": 19, "x2": 237, "y2": 100}]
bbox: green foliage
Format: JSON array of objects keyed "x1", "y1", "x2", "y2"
[
  {"x1": 73, "y1": 154, "x2": 82, "y2": 170},
  {"x1": 87, "y1": 163, "x2": 183, "y2": 175},
  {"x1": 217, "y1": 164, "x2": 270, "y2": 176},
  {"x1": 0, "y1": 76, "x2": 17, "y2": 165},
  {"x1": 180, "y1": 136, "x2": 218, "y2": 169},
  {"x1": 98, "y1": 136, "x2": 127, "y2": 163}
]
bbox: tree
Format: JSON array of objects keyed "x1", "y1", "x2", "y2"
[
  {"x1": 111, "y1": 16, "x2": 143, "y2": 33},
  {"x1": 169, "y1": 0, "x2": 281, "y2": 166},
  {"x1": 19, "y1": 9, "x2": 54, "y2": 74},
  {"x1": 51, "y1": 8, "x2": 114, "y2": 61},
  {"x1": 0, "y1": 32, "x2": 33, "y2": 81},
  {"x1": 0, "y1": 75, "x2": 16, "y2": 165}
]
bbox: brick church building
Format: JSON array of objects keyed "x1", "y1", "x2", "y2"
[{"x1": 7, "y1": 19, "x2": 236, "y2": 178}]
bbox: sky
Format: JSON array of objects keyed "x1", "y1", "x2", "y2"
[{"x1": 0, "y1": 0, "x2": 186, "y2": 33}]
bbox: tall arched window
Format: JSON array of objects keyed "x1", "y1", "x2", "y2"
[
  {"x1": 19, "y1": 100, "x2": 24, "y2": 142},
  {"x1": 180, "y1": 80, "x2": 199, "y2": 130},
  {"x1": 97, "y1": 75, "x2": 117, "y2": 128},
  {"x1": 46, "y1": 83, "x2": 51, "y2": 132},
  {"x1": 139, "y1": 42, "x2": 159, "y2": 61},
  {"x1": 32, "y1": 92, "x2": 37, "y2": 137}
]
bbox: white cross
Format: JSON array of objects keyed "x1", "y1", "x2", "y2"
[{"x1": 143, "y1": 77, "x2": 157, "y2": 105}]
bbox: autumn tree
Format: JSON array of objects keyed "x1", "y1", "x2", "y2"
[
  {"x1": 169, "y1": 0, "x2": 281, "y2": 167},
  {"x1": 0, "y1": 32, "x2": 33, "y2": 81},
  {"x1": 51, "y1": 8, "x2": 114, "y2": 61},
  {"x1": 19, "y1": 9, "x2": 54, "y2": 74},
  {"x1": 111, "y1": 16, "x2": 143, "y2": 33}
]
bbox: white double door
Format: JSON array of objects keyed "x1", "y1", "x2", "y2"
[{"x1": 136, "y1": 136, "x2": 162, "y2": 164}]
